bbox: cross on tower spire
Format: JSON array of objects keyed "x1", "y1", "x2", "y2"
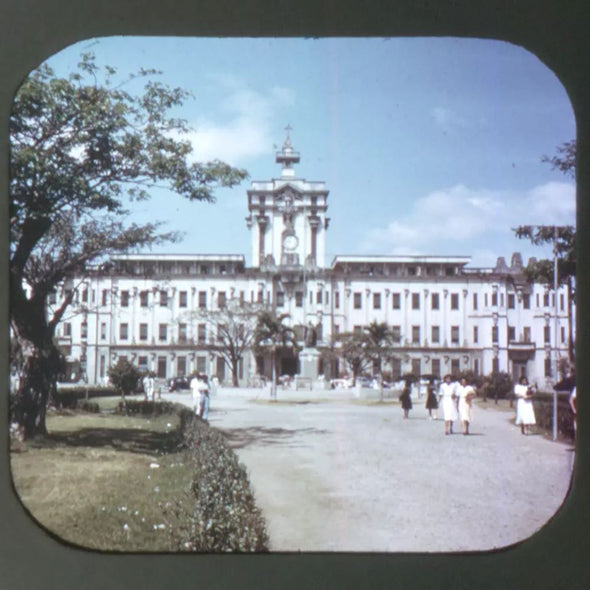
[{"x1": 276, "y1": 124, "x2": 300, "y2": 177}]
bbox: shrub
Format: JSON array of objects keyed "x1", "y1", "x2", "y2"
[
  {"x1": 77, "y1": 400, "x2": 100, "y2": 413},
  {"x1": 108, "y1": 359, "x2": 141, "y2": 398},
  {"x1": 166, "y1": 410, "x2": 269, "y2": 552},
  {"x1": 457, "y1": 370, "x2": 485, "y2": 389},
  {"x1": 480, "y1": 371, "x2": 513, "y2": 401},
  {"x1": 115, "y1": 400, "x2": 176, "y2": 416},
  {"x1": 53, "y1": 386, "x2": 119, "y2": 409}
]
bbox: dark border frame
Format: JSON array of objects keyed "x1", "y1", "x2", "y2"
[{"x1": 2, "y1": 1, "x2": 589, "y2": 588}]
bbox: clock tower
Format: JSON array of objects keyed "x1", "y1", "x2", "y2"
[{"x1": 246, "y1": 128, "x2": 330, "y2": 269}]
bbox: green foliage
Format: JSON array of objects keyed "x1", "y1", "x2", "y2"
[
  {"x1": 457, "y1": 370, "x2": 485, "y2": 389},
  {"x1": 77, "y1": 400, "x2": 100, "y2": 413},
  {"x1": 513, "y1": 141, "x2": 576, "y2": 289},
  {"x1": 166, "y1": 410, "x2": 269, "y2": 552},
  {"x1": 116, "y1": 400, "x2": 176, "y2": 415},
  {"x1": 480, "y1": 371, "x2": 514, "y2": 400},
  {"x1": 10, "y1": 53, "x2": 248, "y2": 438},
  {"x1": 254, "y1": 311, "x2": 297, "y2": 352},
  {"x1": 363, "y1": 321, "x2": 398, "y2": 369},
  {"x1": 335, "y1": 331, "x2": 370, "y2": 381},
  {"x1": 532, "y1": 394, "x2": 575, "y2": 440},
  {"x1": 108, "y1": 358, "x2": 141, "y2": 397},
  {"x1": 541, "y1": 139, "x2": 576, "y2": 178},
  {"x1": 401, "y1": 373, "x2": 419, "y2": 383}
]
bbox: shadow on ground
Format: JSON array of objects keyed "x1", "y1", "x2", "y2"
[
  {"x1": 32, "y1": 427, "x2": 183, "y2": 454},
  {"x1": 221, "y1": 426, "x2": 328, "y2": 449}
]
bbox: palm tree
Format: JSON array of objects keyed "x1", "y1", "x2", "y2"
[
  {"x1": 364, "y1": 321, "x2": 397, "y2": 402},
  {"x1": 335, "y1": 331, "x2": 370, "y2": 386},
  {"x1": 254, "y1": 311, "x2": 297, "y2": 399}
]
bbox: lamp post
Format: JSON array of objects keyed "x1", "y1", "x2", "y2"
[{"x1": 552, "y1": 225, "x2": 559, "y2": 441}]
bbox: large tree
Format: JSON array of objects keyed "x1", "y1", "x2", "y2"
[
  {"x1": 513, "y1": 140, "x2": 576, "y2": 365},
  {"x1": 187, "y1": 298, "x2": 264, "y2": 387},
  {"x1": 10, "y1": 54, "x2": 248, "y2": 438},
  {"x1": 334, "y1": 331, "x2": 370, "y2": 387}
]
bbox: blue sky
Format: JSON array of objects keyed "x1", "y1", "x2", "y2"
[{"x1": 42, "y1": 37, "x2": 576, "y2": 267}]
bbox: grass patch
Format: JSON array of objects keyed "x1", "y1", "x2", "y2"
[{"x1": 10, "y1": 405, "x2": 268, "y2": 552}]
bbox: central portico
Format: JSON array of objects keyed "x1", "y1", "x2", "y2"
[{"x1": 246, "y1": 129, "x2": 329, "y2": 269}]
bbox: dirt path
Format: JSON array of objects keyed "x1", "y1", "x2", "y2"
[{"x1": 169, "y1": 388, "x2": 574, "y2": 552}]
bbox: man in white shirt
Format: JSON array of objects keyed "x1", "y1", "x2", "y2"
[{"x1": 190, "y1": 373, "x2": 202, "y2": 416}]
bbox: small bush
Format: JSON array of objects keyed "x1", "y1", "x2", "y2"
[
  {"x1": 108, "y1": 359, "x2": 141, "y2": 397},
  {"x1": 77, "y1": 400, "x2": 100, "y2": 413},
  {"x1": 480, "y1": 371, "x2": 514, "y2": 401},
  {"x1": 166, "y1": 410, "x2": 269, "y2": 552},
  {"x1": 116, "y1": 400, "x2": 176, "y2": 416}
]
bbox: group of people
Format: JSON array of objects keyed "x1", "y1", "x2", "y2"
[
  {"x1": 190, "y1": 373, "x2": 211, "y2": 421},
  {"x1": 400, "y1": 372, "x2": 579, "y2": 438},
  {"x1": 399, "y1": 375, "x2": 477, "y2": 435}
]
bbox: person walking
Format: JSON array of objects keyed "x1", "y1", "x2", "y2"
[
  {"x1": 399, "y1": 379, "x2": 413, "y2": 419},
  {"x1": 514, "y1": 376, "x2": 536, "y2": 435},
  {"x1": 439, "y1": 374, "x2": 458, "y2": 435},
  {"x1": 198, "y1": 374, "x2": 210, "y2": 421},
  {"x1": 190, "y1": 372, "x2": 202, "y2": 416},
  {"x1": 425, "y1": 377, "x2": 439, "y2": 420},
  {"x1": 456, "y1": 377, "x2": 476, "y2": 435},
  {"x1": 142, "y1": 372, "x2": 155, "y2": 402}
]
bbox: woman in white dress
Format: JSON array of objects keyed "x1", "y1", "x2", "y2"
[
  {"x1": 456, "y1": 377, "x2": 477, "y2": 435},
  {"x1": 514, "y1": 376, "x2": 536, "y2": 435},
  {"x1": 439, "y1": 374, "x2": 458, "y2": 435}
]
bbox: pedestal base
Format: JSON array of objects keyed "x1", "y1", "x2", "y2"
[{"x1": 299, "y1": 347, "x2": 321, "y2": 381}]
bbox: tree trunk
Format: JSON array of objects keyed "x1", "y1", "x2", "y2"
[
  {"x1": 270, "y1": 349, "x2": 277, "y2": 400},
  {"x1": 10, "y1": 287, "x2": 65, "y2": 439},
  {"x1": 231, "y1": 359, "x2": 239, "y2": 387},
  {"x1": 12, "y1": 337, "x2": 64, "y2": 439}
]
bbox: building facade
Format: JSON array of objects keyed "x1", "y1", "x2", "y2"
[{"x1": 51, "y1": 134, "x2": 573, "y2": 388}]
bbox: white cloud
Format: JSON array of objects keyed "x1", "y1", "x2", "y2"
[
  {"x1": 430, "y1": 106, "x2": 487, "y2": 133},
  {"x1": 361, "y1": 181, "x2": 575, "y2": 266},
  {"x1": 178, "y1": 80, "x2": 295, "y2": 165}
]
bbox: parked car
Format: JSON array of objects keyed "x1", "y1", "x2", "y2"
[
  {"x1": 330, "y1": 378, "x2": 353, "y2": 389},
  {"x1": 168, "y1": 377, "x2": 190, "y2": 392},
  {"x1": 356, "y1": 376, "x2": 373, "y2": 388}
]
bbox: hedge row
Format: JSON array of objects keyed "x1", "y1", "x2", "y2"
[
  {"x1": 166, "y1": 409, "x2": 269, "y2": 552},
  {"x1": 53, "y1": 386, "x2": 118, "y2": 409},
  {"x1": 532, "y1": 393, "x2": 575, "y2": 440},
  {"x1": 115, "y1": 399, "x2": 177, "y2": 416}
]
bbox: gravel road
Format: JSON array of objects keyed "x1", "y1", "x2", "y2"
[{"x1": 168, "y1": 387, "x2": 574, "y2": 553}]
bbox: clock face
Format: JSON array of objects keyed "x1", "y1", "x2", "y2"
[{"x1": 283, "y1": 234, "x2": 298, "y2": 251}]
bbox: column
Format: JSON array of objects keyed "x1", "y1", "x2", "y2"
[
  {"x1": 309, "y1": 215, "x2": 320, "y2": 265},
  {"x1": 257, "y1": 215, "x2": 268, "y2": 265}
]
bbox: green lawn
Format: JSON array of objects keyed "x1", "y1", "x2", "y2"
[{"x1": 10, "y1": 407, "x2": 196, "y2": 552}]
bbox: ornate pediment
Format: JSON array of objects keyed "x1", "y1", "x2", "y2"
[{"x1": 275, "y1": 185, "x2": 302, "y2": 208}]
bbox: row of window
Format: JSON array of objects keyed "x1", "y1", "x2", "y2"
[
  {"x1": 50, "y1": 285, "x2": 567, "y2": 314},
  {"x1": 63, "y1": 318, "x2": 567, "y2": 347},
  {"x1": 351, "y1": 290, "x2": 566, "y2": 312},
  {"x1": 113, "y1": 261, "x2": 237, "y2": 277}
]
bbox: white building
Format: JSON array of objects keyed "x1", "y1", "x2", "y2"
[{"x1": 51, "y1": 133, "x2": 573, "y2": 388}]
